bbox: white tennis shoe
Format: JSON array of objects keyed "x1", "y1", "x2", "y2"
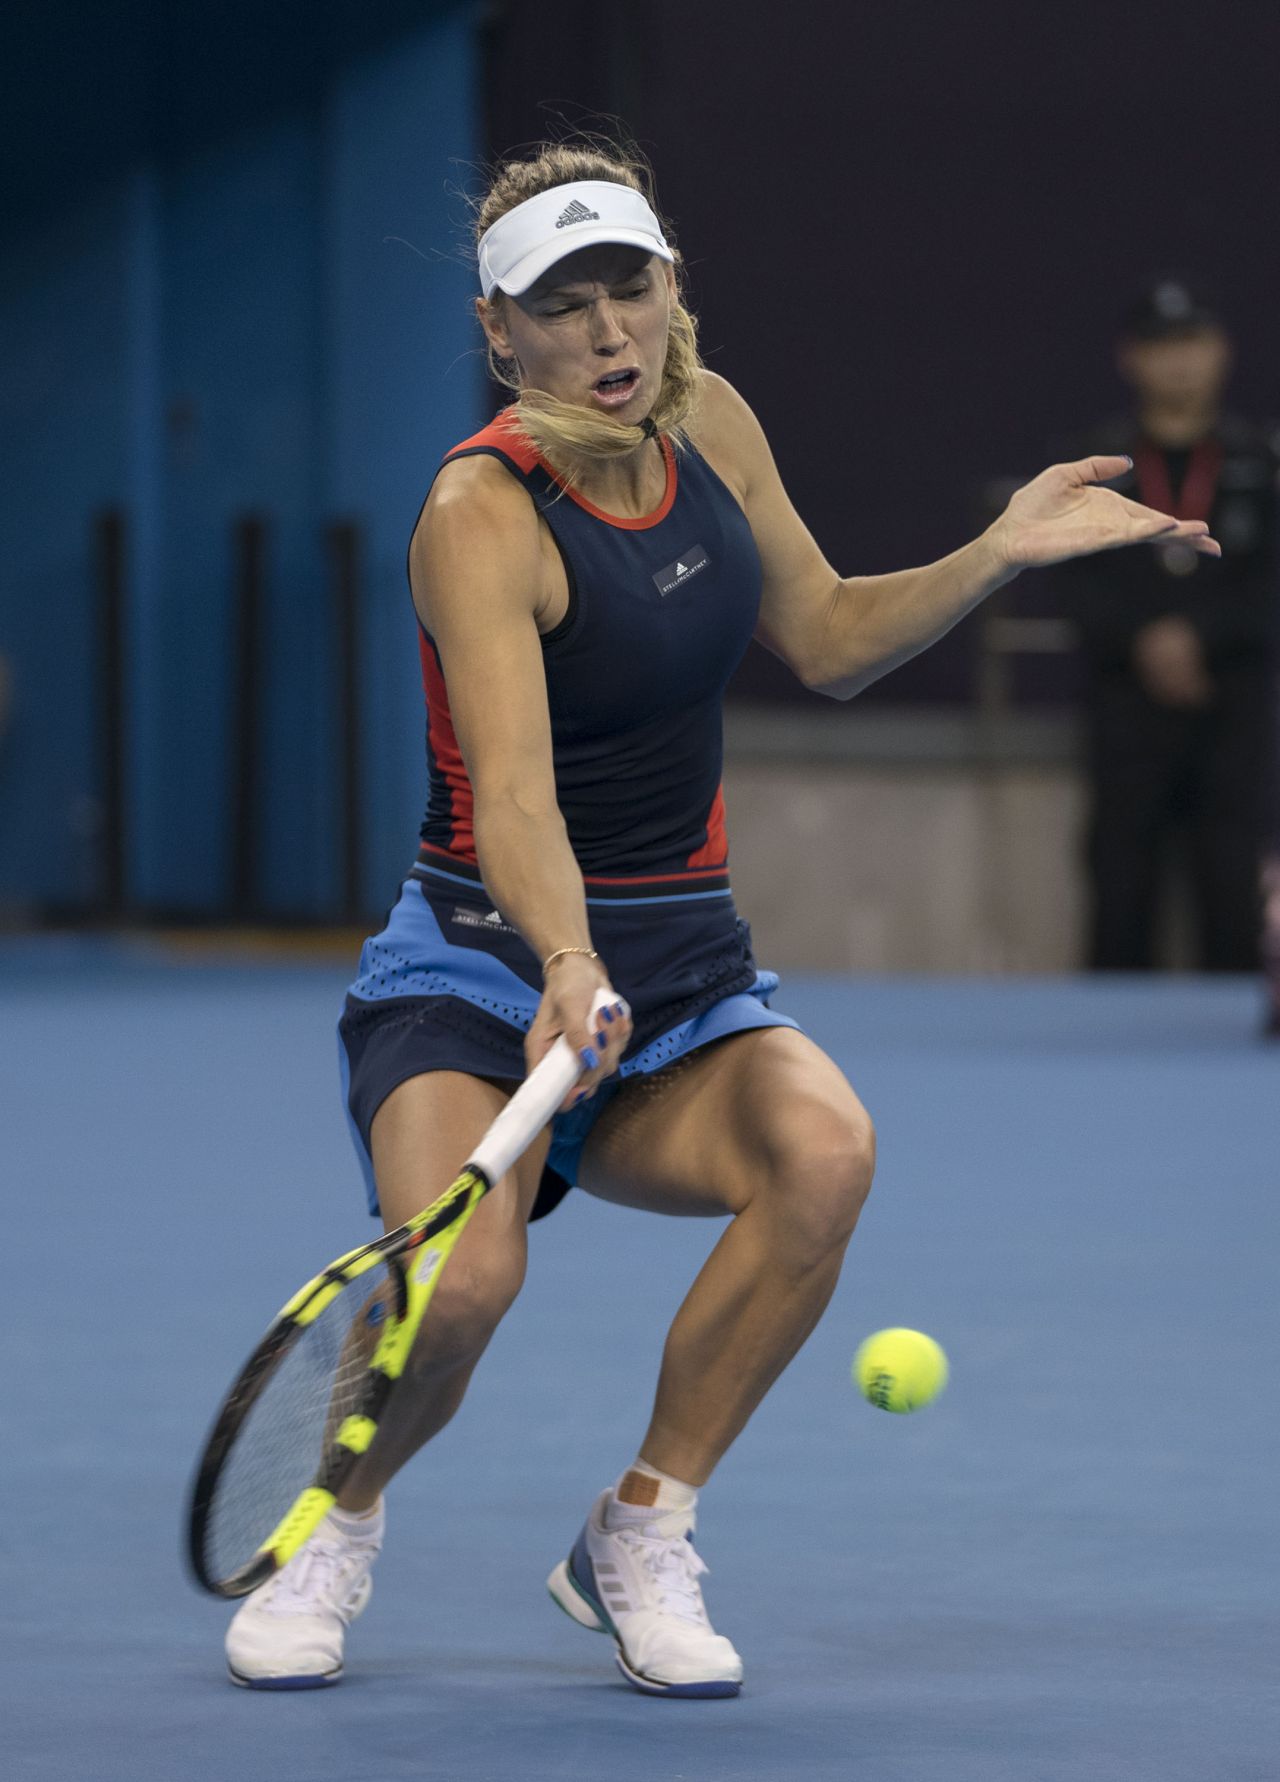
[
  {"x1": 224, "y1": 1506, "x2": 383, "y2": 1689},
  {"x1": 547, "y1": 1490, "x2": 743, "y2": 1697}
]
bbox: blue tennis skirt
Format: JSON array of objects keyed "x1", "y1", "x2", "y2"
[{"x1": 338, "y1": 855, "x2": 798, "y2": 1221}]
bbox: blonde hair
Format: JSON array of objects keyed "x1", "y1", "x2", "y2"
[{"x1": 475, "y1": 142, "x2": 702, "y2": 475}]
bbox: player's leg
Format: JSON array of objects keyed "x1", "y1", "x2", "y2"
[
  {"x1": 227, "y1": 1068, "x2": 546, "y2": 1688},
  {"x1": 581, "y1": 1026, "x2": 875, "y2": 1480},
  {"x1": 546, "y1": 1026, "x2": 872, "y2": 1696},
  {"x1": 337, "y1": 1070, "x2": 549, "y2": 1509},
  {"x1": 1187, "y1": 686, "x2": 1268, "y2": 971}
]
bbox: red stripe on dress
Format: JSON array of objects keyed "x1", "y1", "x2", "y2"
[
  {"x1": 559, "y1": 436, "x2": 676, "y2": 531},
  {"x1": 444, "y1": 408, "x2": 677, "y2": 531},
  {"x1": 418, "y1": 632, "x2": 477, "y2": 863},
  {"x1": 444, "y1": 408, "x2": 540, "y2": 474},
  {"x1": 581, "y1": 868, "x2": 728, "y2": 886},
  {"x1": 685, "y1": 783, "x2": 728, "y2": 870}
]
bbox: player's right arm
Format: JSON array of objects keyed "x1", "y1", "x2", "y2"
[{"x1": 410, "y1": 456, "x2": 629, "y2": 1088}]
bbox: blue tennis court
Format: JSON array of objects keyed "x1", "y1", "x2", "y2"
[{"x1": 5, "y1": 940, "x2": 1277, "y2": 1781}]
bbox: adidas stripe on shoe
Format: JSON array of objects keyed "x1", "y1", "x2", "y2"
[{"x1": 547, "y1": 1490, "x2": 743, "y2": 1698}]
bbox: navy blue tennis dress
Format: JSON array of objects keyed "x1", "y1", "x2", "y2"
[{"x1": 338, "y1": 408, "x2": 797, "y2": 1220}]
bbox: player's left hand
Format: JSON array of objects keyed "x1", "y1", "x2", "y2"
[{"x1": 988, "y1": 455, "x2": 1222, "y2": 571}]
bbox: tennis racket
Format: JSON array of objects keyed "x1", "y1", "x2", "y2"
[{"x1": 187, "y1": 988, "x2": 622, "y2": 1598}]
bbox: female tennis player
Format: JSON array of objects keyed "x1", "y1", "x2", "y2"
[{"x1": 226, "y1": 143, "x2": 1219, "y2": 1694}]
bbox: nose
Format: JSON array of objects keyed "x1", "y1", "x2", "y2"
[{"x1": 589, "y1": 299, "x2": 629, "y2": 354}]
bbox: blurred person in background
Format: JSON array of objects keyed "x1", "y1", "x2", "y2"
[
  {"x1": 1266, "y1": 654, "x2": 1280, "y2": 1031},
  {"x1": 1056, "y1": 281, "x2": 1279, "y2": 974},
  {"x1": 1264, "y1": 852, "x2": 1280, "y2": 1034}
]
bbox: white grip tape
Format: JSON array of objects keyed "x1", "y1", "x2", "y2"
[{"x1": 467, "y1": 989, "x2": 627, "y2": 1184}]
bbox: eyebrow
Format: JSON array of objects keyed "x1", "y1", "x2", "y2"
[{"x1": 536, "y1": 267, "x2": 653, "y2": 298}]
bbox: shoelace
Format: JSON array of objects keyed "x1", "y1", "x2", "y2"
[
  {"x1": 619, "y1": 1531, "x2": 712, "y2": 1625},
  {"x1": 262, "y1": 1539, "x2": 372, "y2": 1619}
]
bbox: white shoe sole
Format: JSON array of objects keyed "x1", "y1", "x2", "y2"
[{"x1": 228, "y1": 1661, "x2": 343, "y2": 1691}]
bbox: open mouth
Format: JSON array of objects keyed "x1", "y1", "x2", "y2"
[{"x1": 591, "y1": 367, "x2": 641, "y2": 408}]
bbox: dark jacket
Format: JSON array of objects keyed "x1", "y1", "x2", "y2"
[{"x1": 1055, "y1": 415, "x2": 1278, "y2": 684}]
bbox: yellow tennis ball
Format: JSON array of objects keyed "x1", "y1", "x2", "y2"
[{"x1": 853, "y1": 1327, "x2": 949, "y2": 1413}]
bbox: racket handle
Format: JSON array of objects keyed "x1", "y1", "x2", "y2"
[{"x1": 468, "y1": 989, "x2": 627, "y2": 1185}]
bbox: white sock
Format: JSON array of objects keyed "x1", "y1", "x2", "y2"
[
  {"x1": 605, "y1": 1458, "x2": 698, "y2": 1528},
  {"x1": 328, "y1": 1499, "x2": 384, "y2": 1544}
]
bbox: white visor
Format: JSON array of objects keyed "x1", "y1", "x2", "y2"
[{"x1": 477, "y1": 180, "x2": 674, "y2": 299}]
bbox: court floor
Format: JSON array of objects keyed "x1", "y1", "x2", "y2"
[{"x1": 4, "y1": 938, "x2": 1277, "y2": 1781}]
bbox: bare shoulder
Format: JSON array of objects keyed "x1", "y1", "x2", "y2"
[
  {"x1": 688, "y1": 370, "x2": 773, "y2": 500},
  {"x1": 694, "y1": 368, "x2": 761, "y2": 427},
  {"x1": 412, "y1": 453, "x2": 539, "y2": 576},
  {"x1": 410, "y1": 452, "x2": 543, "y2": 630},
  {"x1": 415, "y1": 451, "x2": 538, "y2": 547}
]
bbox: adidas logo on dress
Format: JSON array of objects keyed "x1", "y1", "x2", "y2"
[
  {"x1": 651, "y1": 543, "x2": 710, "y2": 597},
  {"x1": 451, "y1": 904, "x2": 517, "y2": 935},
  {"x1": 555, "y1": 199, "x2": 601, "y2": 229}
]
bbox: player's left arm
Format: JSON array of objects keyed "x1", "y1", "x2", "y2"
[{"x1": 697, "y1": 372, "x2": 1222, "y2": 700}]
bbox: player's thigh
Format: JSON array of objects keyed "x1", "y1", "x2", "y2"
[
  {"x1": 371, "y1": 1070, "x2": 549, "y2": 1330},
  {"x1": 579, "y1": 1027, "x2": 875, "y2": 1239}
]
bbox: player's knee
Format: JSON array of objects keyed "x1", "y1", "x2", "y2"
[
  {"x1": 770, "y1": 1107, "x2": 876, "y2": 1266},
  {"x1": 416, "y1": 1248, "x2": 525, "y2": 1368}
]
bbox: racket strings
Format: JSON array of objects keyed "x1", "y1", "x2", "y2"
[{"x1": 202, "y1": 1263, "x2": 399, "y2": 1587}]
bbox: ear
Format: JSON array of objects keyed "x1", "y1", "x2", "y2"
[{"x1": 476, "y1": 295, "x2": 515, "y2": 361}]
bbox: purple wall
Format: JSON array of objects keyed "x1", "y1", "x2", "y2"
[{"x1": 486, "y1": 0, "x2": 1280, "y2": 701}]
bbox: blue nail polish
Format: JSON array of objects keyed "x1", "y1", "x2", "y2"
[
  {"x1": 601, "y1": 1007, "x2": 615, "y2": 1024},
  {"x1": 595, "y1": 1030, "x2": 607, "y2": 1048},
  {"x1": 572, "y1": 1089, "x2": 588, "y2": 1106},
  {"x1": 580, "y1": 1046, "x2": 598, "y2": 1071}
]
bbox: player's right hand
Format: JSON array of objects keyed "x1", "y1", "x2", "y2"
[{"x1": 525, "y1": 952, "x2": 632, "y2": 1110}]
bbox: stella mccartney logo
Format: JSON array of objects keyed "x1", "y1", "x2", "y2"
[
  {"x1": 452, "y1": 906, "x2": 518, "y2": 936},
  {"x1": 652, "y1": 544, "x2": 710, "y2": 596}
]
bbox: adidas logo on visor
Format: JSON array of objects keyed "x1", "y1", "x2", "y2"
[{"x1": 555, "y1": 199, "x2": 601, "y2": 229}]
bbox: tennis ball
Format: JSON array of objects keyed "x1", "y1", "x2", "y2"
[{"x1": 853, "y1": 1327, "x2": 949, "y2": 1413}]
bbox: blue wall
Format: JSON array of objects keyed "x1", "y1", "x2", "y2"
[
  {"x1": 0, "y1": 7, "x2": 481, "y2": 917},
  {"x1": 0, "y1": 187, "x2": 139, "y2": 909},
  {"x1": 324, "y1": 30, "x2": 481, "y2": 916}
]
